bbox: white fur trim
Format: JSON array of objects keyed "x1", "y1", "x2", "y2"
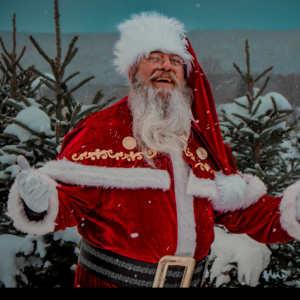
[
  {"x1": 41, "y1": 159, "x2": 170, "y2": 190},
  {"x1": 7, "y1": 170, "x2": 59, "y2": 236},
  {"x1": 187, "y1": 171, "x2": 267, "y2": 212},
  {"x1": 187, "y1": 171, "x2": 219, "y2": 202},
  {"x1": 279, "y1": 181, "x2": 300, "y2": 240},
  {"x1": 113, "y1": 12, "x2": 194, "y2": 77},
  {"x1": 170, "y1": 152, "x2": 196, "y2": 257}
]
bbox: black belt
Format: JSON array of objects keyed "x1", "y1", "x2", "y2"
[{"x1": 79, "y1": 239, "x2": 209, "y2": 288}]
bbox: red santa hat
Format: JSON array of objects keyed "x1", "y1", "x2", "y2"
[{"x1": 114, "y1": 12, "x2": 236, "y2": 175}]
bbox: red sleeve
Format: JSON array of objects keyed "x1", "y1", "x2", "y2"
[
  {"x1": 214, "y1": 194, "x2": 293, "y2": 244},
  {"x1": 54, "y1": 184, "x2": 102, "y2": 232}
]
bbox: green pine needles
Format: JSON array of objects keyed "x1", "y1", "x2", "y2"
[
  {"x1": 0, "y1": 0, "x2": 115, "y2": 287},
  {"x1": 220, "y1": 39, "x2": 300, "y2": 196}
]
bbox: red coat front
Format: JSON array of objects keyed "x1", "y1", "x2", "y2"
[
  {"x1": 38, "y1": 98, "x2": 292, "y2": 263},
  {"x1": 7, "y1": 97, "x2": 300, "y2": 288}
]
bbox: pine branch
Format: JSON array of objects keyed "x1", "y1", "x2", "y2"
[
  {"x1": 250, "y1": 99, "x2": 262, "y2": 117},
  {"x1": 24, "y1": 141, "x2": 57, "y2": 159},
  {"x1": 67, "y1": 76, "x2": 94, "y2": 95},
  {"x1": 16, "y1": 91, "x2": 30, "y2": 107},
  {"x1": 42, "y1": 97, "x2": 56, "y2": 107},
  {"x1": 14, "y1": 46, "x2": 26, "y2": 67},
  {"x1": 4, "y1": 98, "x2": 23, "y2": 111},
  {"x1": 91, "y1": 90, "x2": 104, "y2": 105},
  {"x1": 27, "y1": 80, "x2": 43, "y2": 98},
  {"x1": 9, "y1": 119, "x2": 42, "y2": 138},
  {"x1": 253, "y1": 77, "x2": 270, "y2": 100},
  {"x1": 254, "y1": 66, "x2": 273, "y2": 83},
  {"x1": 0, "y1": 86, "x2": 10, "y2": 98},
  {"x1": 222, "y1": 115, "x2": 240, "y2": 129},
  {"x1": 234, "y1": 138, "x2": 254, "y2": 148},
  {"x1": 61, "y1": 36, "x2": 79, "y2": 76},
  {"x1": 0, "y1": 37, "x2": 12, "y2": 61},
  {"x1": 54, "y1": 0, "x2": 62, "y2": 67},
  {"x1": 2, "y1": 146, "x2": 27, "y2": 156},
  {"x1": 62, "y1": 71, "x2": 80, "y2": 84},
  {"x1": 232, "y1": 99, "x2": 248, "y2": 109},
  {"x1": 12, "y1": 14, "x2": 16, "y2": 55},
  {"x1": 233, "y1": 62, "x2": 247, "y2": 83},
  {"x1": 55, "y1": 121, "x2": 60, "y2": 146},
  {"x1": 2, "y1": 132, "x2": 20, "y2": 141},
  {"x1": 18, "y1": 75, "x2": 37, "y2": 95},
  {"x1": 40, "y1": 79, "x2": 56, "y2": 91},
  {"x1": 245, "y1": 39, "x2": 251, "y2": 80},
  {"x1": 65, "y1": 48, "x2": 78, "y2": 66},
  {"x1": 49, "y1": 59, "x2": 60, "y2": 82},
  {"x1": 270, "y1": 96, "x2": 278, "y2": 113},
  {"x1": 62, "y1": 94, "x2": 73, "y2": 113},
  {"x1": 69, "y1": 103, "x2": 83, "y2": 129},
  {"x1": 29, "y1": 35, "x2": 51, "y2": 64},
  {"x1": 1, "y1": 54, "x2": 15, "y2": 74},
  {"x1": 0, "y1": 61, "x2": 7, "y2": 74},
  {"x1": 47, "y1": 104, "x2": 57, "y2": 116},
  {"x1": 231, "y1": 115, "x2": 257, "y2": 127},
  {"x1": 74, "y1": 105, "x2": 98, "y2": 123},
  {"x1": 268, "y1": 166, "x2": 296, "y2": 195},
  {"x1": 29, "y1": 66, "x2": 55, "y2": 83},
  {"x1": 254, "y1": 164, "x2": 272, "y2": 189}
]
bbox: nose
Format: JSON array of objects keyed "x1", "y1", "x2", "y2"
[{"x1": 159, "y1": 60, "x2": 172, "y2": 71}]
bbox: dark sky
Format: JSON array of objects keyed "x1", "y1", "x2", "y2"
[{"x1": 0, "y1": 0, "x2": 300, "y2": 33}]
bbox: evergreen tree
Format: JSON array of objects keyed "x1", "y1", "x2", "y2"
[
  {"x1": 217, "y1": 39, "x2": 300, "y2": 288},
  {"x1": 0, "y1": 0, "x2": 115, "y2": 288},
  {"x1": 220, "y1": 39, "x2": 300, "y2": 196}
]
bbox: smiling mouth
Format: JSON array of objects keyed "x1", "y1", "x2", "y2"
[{"x1": 155, "y1": 77, "x2": 172, "y2": 83}]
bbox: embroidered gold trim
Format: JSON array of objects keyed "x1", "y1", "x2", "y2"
[
  {"x1": 72, "y1": 149, "x2": 157, "y2": 162},
  {"x1": 195, "y1": 162, "x2": 216, "y2": 175},
  {"x1": 184, "y1": 148, "x2": 196, "y2": 161},
  {"x1": 185, "y1": 147, "x2": 215, "y2": 174}
]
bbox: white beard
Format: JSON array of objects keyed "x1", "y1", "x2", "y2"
[{"x1": 128, "y1": 73, "x2": 193, "y2": 160}]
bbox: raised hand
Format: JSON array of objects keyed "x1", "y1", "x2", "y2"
[{"x1": 17, "y1": 155, "x2": 51, "y2": 213}]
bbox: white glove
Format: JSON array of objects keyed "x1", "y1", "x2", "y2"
[
  {"x1": 209, "y1": 227, "x2": 271, "y2": 287},
  {"x1": 17, "y1": 155, "x2": 51, "y2": 213}
]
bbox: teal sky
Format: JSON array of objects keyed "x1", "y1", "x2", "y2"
[{"x1": 0, "y1": 0, "x2": 300, "y2": 33}]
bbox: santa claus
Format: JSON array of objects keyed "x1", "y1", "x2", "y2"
[{"x1": 7, "y1": 12, "x2": 300, "y2": 288}]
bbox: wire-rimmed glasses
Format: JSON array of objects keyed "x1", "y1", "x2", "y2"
[{"x1": 142, "y1": 57, "x2": 187, "y2": 70}]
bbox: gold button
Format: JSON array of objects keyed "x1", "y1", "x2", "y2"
[
  {"x1": 122, "y1": 137, "x2": 137, "y2": 150},
  {"x1": 196, "y1": 147, "x2": 208, "y2": 160}
]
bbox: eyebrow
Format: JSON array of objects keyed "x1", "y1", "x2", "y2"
[{"x1": 149, "y1": 52, "x2": 182, "y2": 60}]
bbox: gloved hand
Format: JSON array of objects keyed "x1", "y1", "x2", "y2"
[
  {"x1": 209, "y1": 227, "x2": 271, "y2": 287},
  {"x1": 17, "y1": 155, "x2": 51, "y2": 213}
]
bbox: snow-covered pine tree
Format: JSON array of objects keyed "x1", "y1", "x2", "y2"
[
  {"x1": 0, "y1": 0, "x2": 115, "y2": 288},
  {"x1": 220, "y1": 39, "x2": 300, "y2": 196},
  {"x1": 0, "y1": 14, "x2": 42, "y2": 236},
  {"x1": 218, "y1": 39, "x2": 300, "y2": 288}
]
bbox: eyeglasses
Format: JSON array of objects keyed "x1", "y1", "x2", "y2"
[{"x1": 142, "y1": 57, "x2": 187, "y2": 70}]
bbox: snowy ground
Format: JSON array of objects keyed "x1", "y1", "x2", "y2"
[
  {"x1": 0, "y1": 227, "x2": 81, "y2": 288},
  {"x1": 0, "y1": 226, "x2": 271, "y2": 288}
]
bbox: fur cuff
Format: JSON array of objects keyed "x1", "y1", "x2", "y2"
[
  {"x1": 280, "y1": 181, "x2": 300, "y2": 240},
  {"x1": 7, "y1": 170, "x2": 59, "y2": 236},
  {"x1": 187, "y1": 170, "x2": 267, "y2": 212},
  {"x1": 41, "y1": 159, "x2": 170, "y2": 190}
]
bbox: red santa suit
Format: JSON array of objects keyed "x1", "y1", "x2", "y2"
[{"x1": 7, "y1": 12, "x2": 300, "y2": 288}]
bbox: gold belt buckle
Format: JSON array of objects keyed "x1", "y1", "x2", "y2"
[{"x1": 152, "y1": 256, "x2": 196, "y2": 288}]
